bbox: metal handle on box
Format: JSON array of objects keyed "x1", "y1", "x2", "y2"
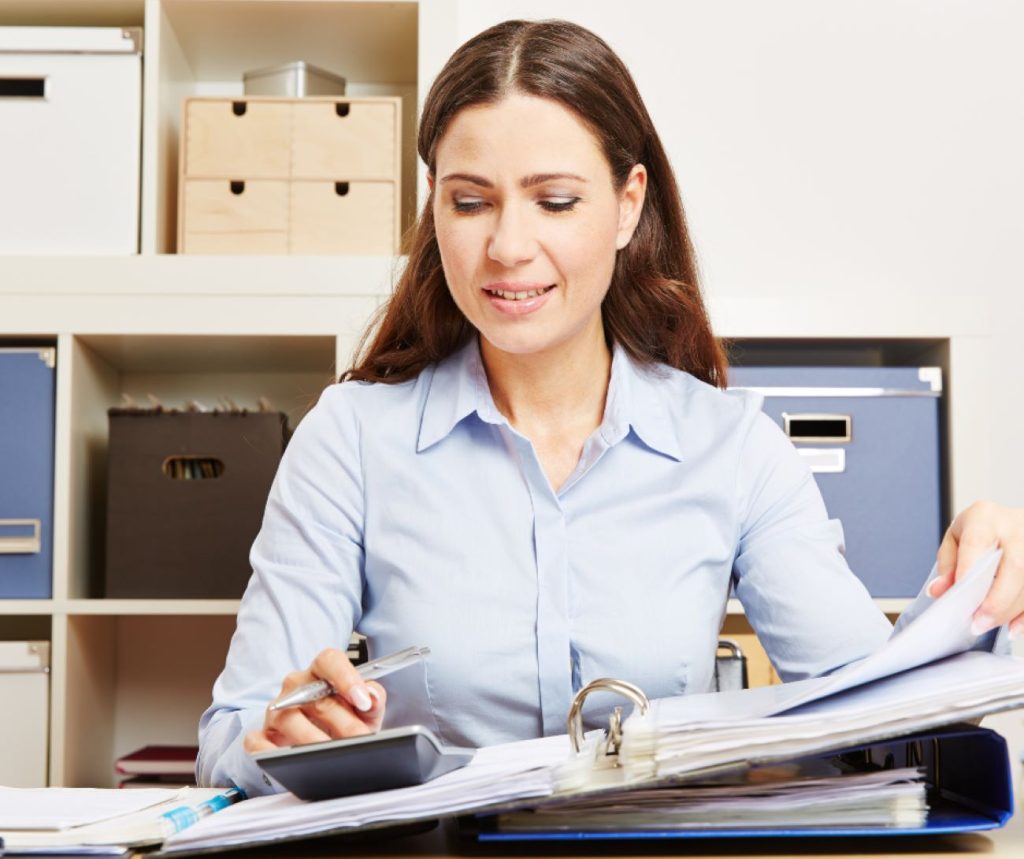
[{"x1": 0, "y1": 519, "x2": 42, "y2": 555}]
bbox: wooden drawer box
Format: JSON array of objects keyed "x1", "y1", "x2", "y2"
[
  {"x1": 290, "y1": 181, "x2": 395, "y2": 254},
  {"x1": 184, "y1": 100, "x2": 291, "y2": 177},
  {"x1": 291, "y1": 101, "x2": 397, "y2": 179},
  {"x1": 180, "y1": 179, "x2": 289, "y2": 254},
  {"x1": 178, "y1": 96, "x2": 401, "y2": 254}
]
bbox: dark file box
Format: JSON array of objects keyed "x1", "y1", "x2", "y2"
[
  {"x1": 728, "y1": 366, "x2": 942, "y2": 597},
  {"x1": 105, "y1": 409, "x2": 287, "y2": 598},
  {"x1": 0, "y1": 348, "x2": 56, "y2": 598}
]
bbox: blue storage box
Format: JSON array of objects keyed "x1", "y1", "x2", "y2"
[
  {"x1": 728, "y1": 366, "x2": 942, "y2": 598},
  {"x1": 0, "y1": 347, "x2": 56, "y2": 598}
]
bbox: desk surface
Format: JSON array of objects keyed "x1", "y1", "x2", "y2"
[{"x1": 171, "y1": 711, "x2": 1024, "y2": 859}]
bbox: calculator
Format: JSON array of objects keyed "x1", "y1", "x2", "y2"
[{"x1": 252, "y1": 724, "x2": 476, "y2": 800}]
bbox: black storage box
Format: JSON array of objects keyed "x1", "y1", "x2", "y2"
[{"x1": 105, "y1": 409, "x2": 288, "y2": 598}]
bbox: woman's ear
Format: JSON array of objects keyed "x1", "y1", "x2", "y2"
[
  {"x1": 426, "y1": 171, "x2": 435, "y2": 192},
  {"x1": 615, "y1": 164, "x2": 647, "y2": 250}
]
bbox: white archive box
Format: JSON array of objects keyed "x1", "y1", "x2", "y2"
[
  {"x1": 0, "y1": 641, "x2": 50, "y2": 787},
  {"x1": 0, "y1": 27, "x2": 142, "y2": 254}
]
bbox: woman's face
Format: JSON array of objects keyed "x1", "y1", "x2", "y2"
[{"x1": 431, "y1": 93, "x2": 646, "y2": 360}]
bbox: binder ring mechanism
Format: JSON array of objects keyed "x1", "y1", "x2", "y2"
[{"x1": 567, "y1": 678, "x2": 651, "y2": 760}]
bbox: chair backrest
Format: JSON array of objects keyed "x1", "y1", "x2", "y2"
[{"x1": 712, "y1": 638, "x2": 749, "y2": 692}]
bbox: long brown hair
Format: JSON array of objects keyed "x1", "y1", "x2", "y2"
[{"x1": 342, "y1": 19, "x2": 728, "y2": 388}]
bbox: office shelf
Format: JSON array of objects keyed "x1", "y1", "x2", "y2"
[
  {"x1": 0, "y1": 600, "x2": 55, "y2": 615},
  {"x1": 64, "y1": 599, "x2": 242, "y2": 616},
  {"x1": 0, "y1": 0, "x2": 419, "y2": 787}
]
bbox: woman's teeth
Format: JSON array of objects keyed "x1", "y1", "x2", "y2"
[{"x1": 488, "y1": 286, "x2": 552, "y2": 300}]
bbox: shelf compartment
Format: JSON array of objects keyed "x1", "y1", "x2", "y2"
[
  {"x1": 62, "y1": 333, "x2": 336, "y2": 601},
  {"x1": 146, "y1": 0, "x2": 419, "y2": 253},
  {"x1": 58, "y1": 613, "x2": 234, "y2": 787}
]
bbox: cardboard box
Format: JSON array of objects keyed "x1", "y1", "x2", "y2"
[
  {"x1": 0, "y1": 347, "x2": 56, "y2": 598},
  {"x1": 0, "y1": 641, "x2": 49, "y2": 787},
  {"x1": 728, "y1": 366, "x2": 942, "y2": 597},
  {"x1": 0, "y1": 27, "x2": 141, "y2": 253},
  {"x1": 104, "y1": 410, "x2": 287, "y2": 598}
]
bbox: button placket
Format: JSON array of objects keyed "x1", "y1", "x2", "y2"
[{"x1": 508, "y1": 433, "x2": 573, "y2": 735}]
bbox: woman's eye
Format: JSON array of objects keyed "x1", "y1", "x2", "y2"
[
  {"x1": 452, "y1": 198, "x2": 486, "y2": 213},
  {"x1": 539, "y1": 197, "x2": 581, "y2": 213}
]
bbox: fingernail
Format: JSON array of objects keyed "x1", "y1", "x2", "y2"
[
  {"x1": 971, "y1": 614, "x2": 996, "y2": 636},
  {"x1": 366, "y1": 685, "x2": 382, "y2": 703},
  {"x1": 926, "y1": 578, "x2": 941, "y2": 598},
  {"x1": 350, "y1": 685, "x2": 373, "y2": 712}
]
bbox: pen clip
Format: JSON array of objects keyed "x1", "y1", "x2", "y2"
[{"x1": 359, "y1": 645, "x2": 431, "y2": 679}]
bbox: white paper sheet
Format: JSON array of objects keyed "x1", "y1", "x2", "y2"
[
  {"x1": 624, "y1": 650, "x2": 1024, "y2": 781},
  {"x1": 644, "y1": 547, "x2": 1004, "y2": 729},
  {"x1": 0, "y1": 787, "x2": 183, "y2": 830},
  {"x1": 0, "y1": 788, "x2": 234, "y2": 850},
  {"x1": 777, "y1": 547, "x2": 1003, "y2": 713}
]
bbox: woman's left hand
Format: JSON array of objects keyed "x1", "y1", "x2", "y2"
[{"x1": 929, "y1": 501, "x2": 1024, "y2": 638}]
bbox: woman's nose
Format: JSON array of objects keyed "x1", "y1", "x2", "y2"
[{"x1": 487, "y1": 206, "x2": 538, "y2": 267}]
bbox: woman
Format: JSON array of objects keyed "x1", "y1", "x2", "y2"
[{"x1": 198, "y1": 20, "x2": 1024, "y2": 795}]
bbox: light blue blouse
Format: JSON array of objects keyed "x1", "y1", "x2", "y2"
[{"x1": 198, "y1": 338, "x2": 911, "y2": 796}]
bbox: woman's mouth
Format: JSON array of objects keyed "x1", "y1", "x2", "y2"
[
  {"x1": 483, "y1": 285, "x2": 555, "y2": 300},
  {"x1": 482, "y1": 283, "x2": 557, "y2": 315}
]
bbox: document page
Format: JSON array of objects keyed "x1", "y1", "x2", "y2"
[
  {"x1": 624, "y1": 650, "x2": 1024, "y2": 781},
  {"x1": 773, "y1": 546, "x2": 1003, "y2": 715},
  {"x1": 0, "y1": 789, "x2": 234, "y2": 850},
  {"x1": 645, "y1": 547, "x2": 1003, "y2": 730},
  {"x1": 0, "y1": 786, "x2": 184, "y2": 830}
]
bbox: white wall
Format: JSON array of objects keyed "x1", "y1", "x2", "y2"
[{"x1": 424, "y1": 0, "x2": 1023, "y2": 506}]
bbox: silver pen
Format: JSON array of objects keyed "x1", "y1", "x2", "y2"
[{"x1": 268, "y1": 645, "x2": 430, "y2": 712}]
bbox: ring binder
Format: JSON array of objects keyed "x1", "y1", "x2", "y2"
[
  {"x1": 157, "y1": 648, "x2": 1024, "y2": 855},
  {"x1": 566, "y1": 677, "x2": 650, "y2": 756}
]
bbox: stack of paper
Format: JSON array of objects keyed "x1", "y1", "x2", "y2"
[
  {"x1": 621, "y1": 650, "x2": 1024, "y2": 784},
  {"x1": 0, "y1": 787, "x2": 241, "y2": 854},
  {"x1": 497, "y1": 765, "x2": 929, "y2": 832},
  {"x1": 162, "y1": 734, "x2": 565, "y2": 853}
]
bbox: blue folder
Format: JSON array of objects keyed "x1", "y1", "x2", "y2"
[
  {"x1": 0, "y1": 348, "x2": 56, "y2": 598},
  {"x1": 465, "y1": 724, "x2": 1012, "y2": 842}
]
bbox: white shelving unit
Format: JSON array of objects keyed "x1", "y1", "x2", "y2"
[
  {"x1": 0, "y1": 0, "x2": 995, "y2": 787},
  {"x1": 0, "y1": 0, "x2": 417, "y2": 788}
]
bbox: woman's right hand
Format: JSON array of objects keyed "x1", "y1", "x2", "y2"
[{"x1": 243, "y1": 647, "x2": 387, "y2": 754}]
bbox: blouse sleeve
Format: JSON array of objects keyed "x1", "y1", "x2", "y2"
[
  {"x1": 730, "y1": 393, "x2": 893, "y2": 681},
  {"x1": 196, "y1": 385, "x2": 366, "y2": 796}
]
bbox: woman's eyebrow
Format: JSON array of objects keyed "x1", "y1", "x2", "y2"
[
  {"x1": 439, "y1": 172, "x2": 493, "y2": 187},
  {"x1": 438, "y1": 172, "x2": 587, "y2": 188},
  {"x1": 521, "y1": 172, "x2": 587, "y2": 187}
]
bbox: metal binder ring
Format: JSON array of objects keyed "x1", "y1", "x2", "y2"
[{"x1": 567, "y1": 677, "x2": 651, "y2": 754}]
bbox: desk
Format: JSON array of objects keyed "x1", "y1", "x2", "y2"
[{"x1": 156, "y1": 712, "x2": 1024, "y2": 859}]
